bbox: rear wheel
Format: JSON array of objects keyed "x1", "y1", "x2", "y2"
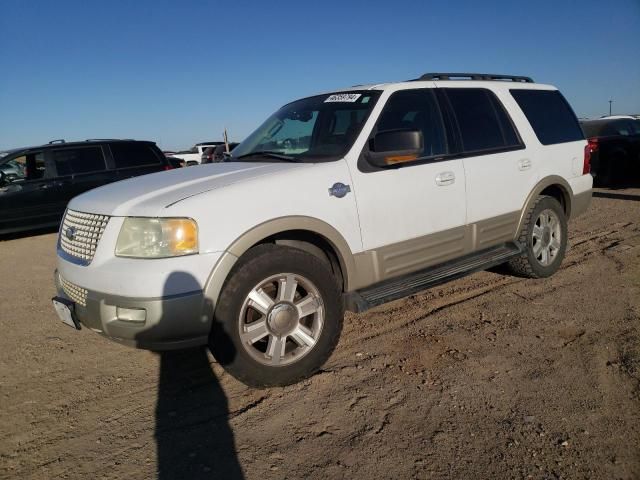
[
  {"x1": 209, "y1": 244, "x2": 343, "y2": 387},
  {"x1": 507, "y1": 195, "x2": 567, "y2": 278}
]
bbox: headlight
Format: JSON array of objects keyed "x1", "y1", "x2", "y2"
[{"x1": 115, "y1": 217, "x2": 198, "y2": 258}]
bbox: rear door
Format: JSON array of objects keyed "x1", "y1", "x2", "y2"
[
  {"x1": 109, "y1": 142, "x2": 166, "y2": 180},
  {"x1": 50, "y1": 145, "x2": 114, "y2": 211},
  {"x1": 440, "y1": 87, "x2": 530, "y2": 247}
]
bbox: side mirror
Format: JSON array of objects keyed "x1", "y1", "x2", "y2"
[{"x1": 367, "y1": 129, "x2": 424, "y2": 167}]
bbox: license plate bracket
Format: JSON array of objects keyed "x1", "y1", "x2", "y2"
[{"x1": 52, "y1": 297, "x2": 81, "y2": 330}]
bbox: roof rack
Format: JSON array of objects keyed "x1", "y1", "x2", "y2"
[
  {"x1": 413, "y1": 72, "x2": 534, "y2": 83},
  {"x1": 83, "y1": 138, "x2": 137, "y2": 142}
]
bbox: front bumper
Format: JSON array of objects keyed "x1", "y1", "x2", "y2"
[{"x1": 54, "y1": 270, "x2": 212, "y2": 350}]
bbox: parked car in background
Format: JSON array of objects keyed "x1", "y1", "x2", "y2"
[
  {"x1": 171, "y1": 142, "x2": 224, "y2": 165},
  {"x1": 166, "y1": 157, "x2": 186, "y2": 169},
  {"x1": 52, "y1": 73, "x2": 592, "y2": 387},
  {"x1": 580, "y1": 117, "x2": 640, "y2": 186},
  {"x1": 598, "y1": 115, "x2": 640, "y2": 120},
  {"x1": 0, "y1": 139, "x2": 173, "y2": 234},
  {"x1": 201, "y1": 143, "x2": 239, "y2": 163}
]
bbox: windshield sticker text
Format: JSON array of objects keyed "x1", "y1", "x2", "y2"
[{"x1": 324, "y1": 93, "x2": 362, "y2": 103}]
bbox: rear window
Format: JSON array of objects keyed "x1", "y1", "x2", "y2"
[
  {"x1": 580, "y1": 122, "x2": 601, "y2": 138},
  {"x1": 445, "y1": 88, "x2": 522, "y2": 153},
  {"x1": 510, "y1": 90, "x2": 584, "y2": 145},
  {"x1": 110, "y1": 143, "x2": 161, "y2": 168},
  {"x1": 53, "y1": 147, "x2": 106, "y2": 175}
]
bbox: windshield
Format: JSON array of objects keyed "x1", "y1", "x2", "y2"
[{"x1": 231, "y1": 90, "x2": 381, "y2": 162}]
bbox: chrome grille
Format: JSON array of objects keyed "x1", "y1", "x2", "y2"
[
  {"x1": 59, "y1": 210, "x2": 110, "y2": 264},
  {"x1": 59, "y1": 275, "x2": 88, "y2": 307}
]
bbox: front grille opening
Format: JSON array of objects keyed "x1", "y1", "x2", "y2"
[
  {"x1": 59, "y1": 275, "x2": 88, "y2": 307},
  {"x1": 59, "y1": 210, "x2": 110, "y2": 264}
]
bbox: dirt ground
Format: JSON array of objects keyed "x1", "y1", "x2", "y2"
[{"x1": 1, "y1": 188, "x2": 639, "y2": 480}]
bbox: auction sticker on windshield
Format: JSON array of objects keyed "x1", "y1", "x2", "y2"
[{"x1": 324, "y1": 93, "x2": 362, "y2": 103}]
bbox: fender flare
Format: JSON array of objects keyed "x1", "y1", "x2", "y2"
[
  {"x1": 203, "y1": 216, "x2": 357, "y2": 305},
  {"x1": 515, "y1": 176, "x2": 574, "y2": 238}
]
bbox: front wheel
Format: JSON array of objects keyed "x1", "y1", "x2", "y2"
[{"x1": 209, "y1": 244, "x2": 344, "y2": 388}]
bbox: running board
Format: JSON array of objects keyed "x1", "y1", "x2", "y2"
[{"x1": 345, "y1": 243, "x2": 523, "y2": 312}]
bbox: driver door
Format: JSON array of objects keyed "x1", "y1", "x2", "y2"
[{"x1": 349, "y1": 88, "x2": 468, "y2": 281}]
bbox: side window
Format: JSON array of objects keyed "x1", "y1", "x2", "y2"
[
  {"x1": 2, "y1": 155, "x2": 27, "y2": 181},
  {"x1": 630, "y1": 121, "x2": 640, "y2": 135},
  {"x1": 110, "y1": 143, "x2": 162, "y2": 168},
  {"x1": 580, "y1": 122, "x2": 599, "y2": 138},
  {"x1": 0, "y1": 158, "x2": 27, "y2": 181},
  {"x1": 615, "y1": 122, "x2": 631, "y2": 136},
  {"x1": 373, "y1": 89, "x2": 447, "y2": 158},
  {"x1": 510, "y1": 89, "x2": 584, "y2": 145},
  {"x1": 445, "y1": 88, "x2": 521, "y2": 152},
  {"x1": 11, "y1": 153, "x2": 47, "y2": 181},
  {"x1": 52, "y1": 147, "x2": 106, "y2": 175}
]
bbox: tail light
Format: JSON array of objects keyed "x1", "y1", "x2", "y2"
[
  {"x1": 164, "y1": 165, "x2": 173, "y2": 171},
  {"x1": 583, "y1": 137, "x2": 599, "y2": 175}
]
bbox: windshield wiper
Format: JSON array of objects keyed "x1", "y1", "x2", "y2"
[{"x1": 235, "y1": 151, "x2": 298, "y2": 162}]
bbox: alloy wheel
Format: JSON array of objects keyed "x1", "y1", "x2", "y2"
[{"x1": 238, "y1": 273, "x2": 325, "y2": 366}]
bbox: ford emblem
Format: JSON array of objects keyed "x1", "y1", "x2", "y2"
[
  {"x1": 66, "y1": 226, "x2": 77, "y2": 241},
  {"x1": 328, "y1": 182, "x2": 351, "y2": 198}
]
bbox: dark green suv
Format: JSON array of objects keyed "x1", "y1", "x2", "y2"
[{"x1": 0, "y1": 139, "x2": 172, "y2": 234}]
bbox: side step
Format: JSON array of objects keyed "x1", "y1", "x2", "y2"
[{"x1": 346, "y1": 243, "x2": 522, "y2": 312}]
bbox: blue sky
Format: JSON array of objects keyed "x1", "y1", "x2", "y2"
[{"x1": 1, "y1": 0, "x2": 639, "y2": 151}]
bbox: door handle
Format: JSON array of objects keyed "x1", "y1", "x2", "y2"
[
  {"x1": 435, "y1": 171, "x2": 455, "y2": 186},
  {"x1": 39, "y1": 181, "x2": 65, "y2": 189},
  {"x1": 518, "y1": 159, "x2": 532, "y2": 171}
]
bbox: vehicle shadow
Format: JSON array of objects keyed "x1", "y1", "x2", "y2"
[
  {"x1": 594, "y1": 174, "x2": 640, "y2": 190},
  {"x1": 592, "y1": 191, "x2": 640, "y2": 202},
  {"x1": 140, "y1": 272, "x2": 245, "y2": 480}
]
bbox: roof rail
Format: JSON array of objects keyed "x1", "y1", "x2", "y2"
[
  {"x1": 48, "y1": 139, "x2": 66, "y2": 144},
  {"x1": 84, "y1": 138, "x2": 138, "y2": 142},
  {"x1": 413, "y1": 72, "x2": 534, "y2": 83}
]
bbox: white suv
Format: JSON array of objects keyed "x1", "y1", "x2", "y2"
[{"x1": 52, "y1": 73, "x2": 592, "y2": 387}]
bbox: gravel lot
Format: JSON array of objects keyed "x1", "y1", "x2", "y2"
[{"x1": 1, "y1": 188, "x2": 639, "y2": 480}]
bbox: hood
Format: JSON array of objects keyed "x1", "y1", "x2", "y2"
[{"x1": 68, "y1": 162, "x2": 306, "y2": 217}]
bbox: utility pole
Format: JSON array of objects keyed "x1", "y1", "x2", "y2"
[
  {"x1": 223, "y1": 128, "x2": 229, "y2": 153},
  {"x1": 609, "y1": 99, "x2": 613, "y2": 116}
]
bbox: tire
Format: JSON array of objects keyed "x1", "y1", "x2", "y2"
[
  {"x1": 507, "y1": 195, "x2": 568, "y2": 278},
  {"x1": 209, "y1": 244, "x2": 344, "y2": 388}
]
